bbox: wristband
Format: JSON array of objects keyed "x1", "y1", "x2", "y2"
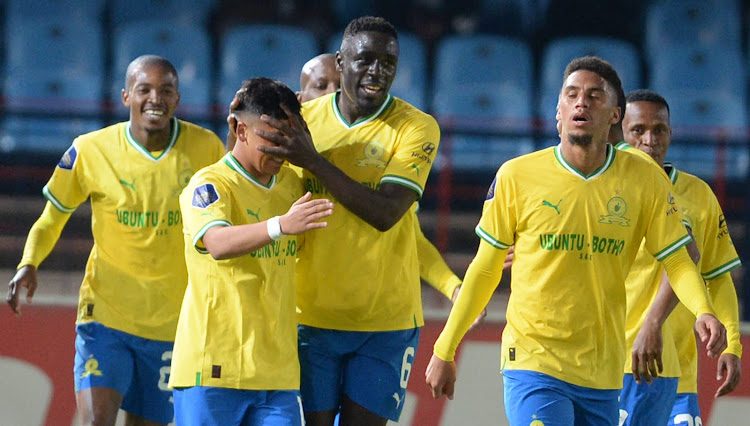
[{"x1": 266, "y1": 216, "x2": 285, "y2": 240}]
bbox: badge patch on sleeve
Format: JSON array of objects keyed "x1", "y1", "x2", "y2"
[
  {"x1": 57, "y1": 145, "x2": 78, "y2": 170},
  {"x1": 192, "y1": 183, "x2": 219, "y2": 208},
  {"x1": 485, "y1": 175, "x2": 497, "y2": 201}
]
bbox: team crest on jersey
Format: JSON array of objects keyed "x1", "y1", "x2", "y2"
[
  {"x1": 173, "y1": 168, "x2": 195, "y2": 197},
  {"x1": 356, "y1": 141, "x2": 386, "y2": 168},
  {"x1": 598, "y1": 196, "x2": 630, "y2": 226},
  {"x1": 57, "y1": 145, "x2": 78, "y2": 170},
  {"x1": 485, "y1": 176, "x2": 497, "y2": 200},
  {"x1": 192, "y1": 183, "x2": 219, "y2": 208}
]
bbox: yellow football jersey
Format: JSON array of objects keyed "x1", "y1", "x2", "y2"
[
  {"x1": 662, "y1": 165, "x2": 742, "y2": 393},
  {"x1": 475, "y1": 145, "x2": 691, "y2": 390},
  {"x1": 295, "y1": 92, "x2": 440, "y2": 331},
  {"x1": 43, "y1": 118, "x2": 224, "y2": 341},
  {"x1": 170, "y1": 155, "x2": 304, "y2": 390}
]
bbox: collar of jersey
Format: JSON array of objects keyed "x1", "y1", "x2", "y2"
[
  {"x1": 125, "y1": 117, "x2": 180, "y2": 161},
  {"x1": 554, "y1": 142, "x2": 615, "y2": 181},
  {"x1": 663, "y1": 162, "x2": 678, "y2": 184},
  {"x1": 331, "y1": 91, "x2": 393, "y2": 129},
  {"x1": 223, "y1": 152, "x2": 276, "y2": 189}
]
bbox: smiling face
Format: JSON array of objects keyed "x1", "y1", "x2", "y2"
[
  {"x1": 558, "y1": 70, "x2": 620, "y2": 147},
  {"x1": 622, "y1": 100, "x2": 672, "y2": 166},
  {"x1": 336, "y1": 31, "x2": 398, "y2": 122},
  {"x1": 122, "y1": 63, "x2": 180, "y2": 136}
]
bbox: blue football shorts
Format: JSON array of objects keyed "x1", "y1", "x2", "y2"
[
  {"x1": 619, "y1": 373, "x2": 678, "y2": 426},
  {"x1": 173, "y1": 386, "x2": 303, "y2": 426},
  {"x1": 73, "y1": 321, "x2": 174, "y2": 424},
  {"x1": 503, "y1": 369, "x2": 620, "y2": 426},
  {"x1": 297, "y1": 325, "x2": 419, "y2": 421},
  {"x1": 669, "y1": 393, "x2": 701, "y2": 426}
]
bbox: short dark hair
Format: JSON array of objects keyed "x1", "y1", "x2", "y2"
[
  {"x1": 343, "y1": 16, "x2": 398, "y2": 42},
  {"x1": 232, "y1": 77, "x2": 301, "y2": 120},
  {"x1": 626, "y1": 89, "x2": 670, "y2": 116},
  {"x1": 563, "y1": 56, "x2": 624, "y2": 112},
  {"x1": 125, "y1": 55, "x2": 179, "y2": 90}
]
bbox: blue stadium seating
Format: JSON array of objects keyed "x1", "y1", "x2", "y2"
[
  {"x1": 433, "y1": 35, "x2": 533, "y2": 95},
  {"x1": 649, "y1": 46, "x2": 746, "y2": 97},
  {"x1": 662, "y1": 90, "x2": 748, "y2": 180},
  {"x1": 331, "y1": 0, "x2": 377, "y2": 27},
  {"x1": 644, "y1": 0, "x2": 741, "y2": 62},
  {"x1": 111, "y1": 21, "x2": 213, "y2": 119},
  {"x1": 538, "y1": 36, "x2": 642, "y2": 133},
  {"x1": 432, "y1": 84, "x2": 534, "y2": 170},
  {"x1": 219, "y1": 25, "x2": 319, "y2": 105},
  {"x1": 109, "y1": 0, "x2": 214, "y2": 27},
  {"x1": 327, "y1": 31, "x2": 428, "y2": 110},
  {"x1": 6, "y1": 0, "x2": 105, "y2": 20},
  {"x1": 0, "y1": 118, "x2": 103, "y2": 155}
]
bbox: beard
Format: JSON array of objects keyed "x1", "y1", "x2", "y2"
[{"x1": 568, "y1": 133, "x2": 593, "y2": 147}]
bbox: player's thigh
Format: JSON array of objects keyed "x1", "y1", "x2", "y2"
[
  {"x1": 343, "y1": 327, "x2": 419, "y2": 422},
  {"x1": 503, "y1": 370, "x2": 575, "y2": 426},
  {"x1": 173, "y1": 386, "x2": 253, "y2": 426},
  {"x1": 249, "y1": 390, "x2": 304, "y2": 426},
  {"x1": 74, "y1": 322, "x2": 133, "y2": 395},
  {"x1": 669, "y1": 393, "x2": 702, "y2": 426},
  {"x1": 121, "y1": 335, "x2": 174, "y2": 424},
  {"x1": 619, "y1": 374, "x2": 678, "y2": 426},
  {"x1": 298, "y1": 325, "x2": 359, "y2": 412}
]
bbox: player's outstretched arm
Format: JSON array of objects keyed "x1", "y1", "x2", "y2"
[
  {"x1": 7, "y1": 201, "x2": 72, "y2": 315},
  {"x1": 256, "y1": 105, "x2": 416, "y2": 231},
  {"x1": 202, "y1": 192, "x2": 333, "y2": 260}
]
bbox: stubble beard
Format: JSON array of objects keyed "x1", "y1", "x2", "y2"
[{"x1": 568, "y1": 133, "x2": 593, "y2": 147}]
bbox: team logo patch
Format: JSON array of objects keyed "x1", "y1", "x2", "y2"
[
  {"x1": 485, "y1": 176, "x2": 497, "y2": 200},
  {"x1": 598, "y1": 196, "x2": 630, "y2": 226},
  {"x1": 356, "y1": 141, "x2": 386, "y2": 168},
  {"x1": 192, "y1": 183, "x2": 219, "y2": 208},
  {"x1": 57, "y1": 145, "x2": 78, "y2": 170},
  {"x1": 421, "y1": 142, "x2": 436, "y2": 155}
]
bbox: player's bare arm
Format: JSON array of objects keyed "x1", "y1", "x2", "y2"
[
  {"x1": 256, "y1": 104, "x2": 417, "y2": 231},
  {"x1": 6, "y1": 265, "x2": 38, "y2": 315}
]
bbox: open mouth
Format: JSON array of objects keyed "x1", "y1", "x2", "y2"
[
  {"x1": 361, "y1": 84, "x2": 383, "y2": 96},
  {"x1": 144, "y1": 109, "x2": 165, "y2": 117}
]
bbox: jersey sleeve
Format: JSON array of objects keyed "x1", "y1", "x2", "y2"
[
  {"x1": 180, "y1": 172, "x2": 233, "y2": 254},
  {"x1": 642, "y1": 177, "x2": 692, "y2": 260},
  {"x1": 707, "y1": 273, "x2": 742, "y2": 357},
  {"x1": 379, "y1": 113, "x2": 440, "y2": 198},
  {"x1": 699, "y1": 192, "x2": 741, "y2": 280},
  {"x1": 42, "y1": 142, "x2": 89, "y2": 213},
  {"x1": 475, "y1": 168, "x2": 515, "y2": 250},
  {"x1": 415, "y1": 217, "x2": 461, "y2": 299}
]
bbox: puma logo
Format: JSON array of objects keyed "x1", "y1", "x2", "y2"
[
  {"x1": 542, "y1": 199, "x2": 562, "y2": 215},
  {"x1": 246, "y1": 208, "x2": 261, "y2": 222},
  {"x1": 411, "y1": 164, "x2": 420, "y2": 176},
  {"x1": 119, "y1": 178, "x2": 136, "y2": 192},
  {"x1": 392, "y1": 392, "x2": 402, "y2": 408}
]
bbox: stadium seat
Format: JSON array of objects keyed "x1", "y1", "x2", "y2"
[
  {"x1": 4, "y1": 72, "x2": 103, "y2": 114},
  {"x1": 327, "y1": 31, "x2": 428, "y2": 110},
  {"x1": 5, "y1": 16, "x2": 104, "y2": 83},
  {"x1": 649, "y1": 47, "x2": 746, "y2": 97},
  {"x1": 6, "y1": 0, "x2": 105, "y2": 20},
  {"x1": 433, "y1": 35, "x2": 533, "y2": 95},
  {"x1": 538, "y1": 36, "x2": 642, "y2": 133},
  {"x1": 219, "y1": 25, "x2": 319, "y2": 105},
  {"x1": 0, "y1": 117, "x2": 103, "y2": 155},
  {"x1": 331, "y1": 0, "x2": 377, "y2": 27},
  {"x1": 111, "y1": 20, "x2": 213, "y2": 119},
  {"x1": 662, "y1": 90, "x2": 749, "y2": 180},
  {"x1": 432, "y1": 84, "x2": 535, "y2": 170},
  {"x1": 109, "y1": 0, "x2": 214, "y2": 27},
  {"x1": 644, "y1": 0, "x2": 741, "y2": 62}
]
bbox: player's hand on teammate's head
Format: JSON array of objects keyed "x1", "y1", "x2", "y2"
[
  {"x1": 451, "y1": 285, "x2": 487, "y2": 331},
  {"x1": 425, "y1": 354, "x2": 456, "y2": 400},
  {"x1": 6, "y1": 265, "x2": 38, "y2": 316},
  {"x1": 715, "y1": 353, "x2": 741, "y2": 398},
  {"x1": 695, "y1": 314, "x2": 727, "y2": 358},
  {"x1": 279, "y1": 192, "x2": 333, "y2": 236},
  {"x1": 256, "y1": 104, "x2": 318, "y2": 169}
]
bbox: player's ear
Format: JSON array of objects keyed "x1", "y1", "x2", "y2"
[
  {"x1": 335, "y1": 52, "x2": 343, "y2": 72},
  {"x1": 121, "y1": 88, "x2": 130, "y2": 107},
  {"x1": 235, "y1": 121, "x2": 248, "y2": 143},
  {"x1": 611, "y1": 105, "x2": 621, "y2": 125},
  {"x1": 296, "y1": 91, "x2": 303, "y2": 102}
]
